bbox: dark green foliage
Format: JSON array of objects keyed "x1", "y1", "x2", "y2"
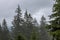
[
  {"x1": 30, "y1": 28, "x2": 37, "y2": 40},
  {"x1": 24, "y1": 10, "x2": 33, "y2": 23},
  {"x1": 24, "y1": 10, "x2": 29, "y2": 22},
  {"x1": 12, "y1": 5, "x2": 22, "y2": 32},
  {"x1": 0, "y1": 24, "x2": 2, "y2": 40},
  {"x1": 12, "y1": 5, "x2": 25, "y2": 40},
  {"x1": 40, "y1": 16, "x2": 50, "y2": 40},
  {"x1": 23, "y1": 10, "x2": 34, "y2": 40},
  {"x1": 12, "y1": 9, "x2": 39, "y2": 40},
  {"x1": 47, "y1": 0, "x2": 60, "y2": 40},
  {"x1": 15, "y1": 33, "x2": 26, "y2": 40},
  {"x1": 0, "y1": 2, "x2": 55, "y2": 40},
  {"x1": 11, "y1": 5, "x2": 40, "y2": 40},
  {"x1": 2, "y1": 19, "x2": 10, "y2": 40}
]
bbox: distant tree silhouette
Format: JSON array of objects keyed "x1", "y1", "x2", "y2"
[
  {"x1": 24, "y1": 10, "x2": 34, "y2": 40},
  {"x1": 0, "y1": 24, "x2": 2, "y2": 40},
  {"x1": 40, "y1": 16, "x2": 50, "y2": 40},
  {"x1": 30, "y1": 28, "x2": 37, "y2": 40},
  {"x1": 2, "y1": 19, "x2": 10, "y2": 40},
  {"x1": 12, "y1": 5, "x2": 24, "y2": 40}
]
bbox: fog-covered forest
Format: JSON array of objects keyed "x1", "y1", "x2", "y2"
[{"x1": 0, "y1": 0, "x2": 60, "y2": 40}]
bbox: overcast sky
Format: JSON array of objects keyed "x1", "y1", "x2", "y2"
[{"x1": 0, "y1": 0, "x2": 54, "y2": 26}]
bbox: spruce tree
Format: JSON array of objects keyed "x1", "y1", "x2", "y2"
[
  {"x1": 31, "y1": 18, "x2": 40, "y2": 40},
  {"x1": 24, "y1": 10, "x2": 29, "y2": 22},
  {"x1": 0, "y1": 24, "x2": 2, "y2": 40},
  {"x1": 40, "y1": 16, "x2": 49, "y2": 40},
  {"x1": 30, "y1": 28, "x2": 37, "y2": 40},
  {"x1": 2, "y1": 19, "x2": 10, "y2": 40},
  {"x1": 24, "y1": 10, "x2": 33, "y2": 40},
  {"x1": 12, "y1": 5, "x2": 24, "y2": 40},
  {"x1": 33, "y1": 18, "x2": 38, "y2": 26},
  {"x1": 47, "y1": 0, "x2": 60, "y2": 40}
]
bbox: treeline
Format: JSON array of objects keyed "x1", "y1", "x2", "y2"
[
  {"x1": 0, "y1": 0, "x2": 60, "y2": 40},
  {"x1": 46, "y1": 0, "x2": 60, "y2": 40},
  {"x1": 0, "y1": 5, "x2": 49, "y2": 40}
]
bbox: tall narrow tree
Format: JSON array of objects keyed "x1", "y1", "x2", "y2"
[
  {"x1": 33, "y1": 18, "x2": 38, "y2": 27},
  {"x1": 2, "y1": 19, "x2": 10, "y2": 40},
  {"x1": 47, "y1": 0, "x2": 60, "y2": 40},
  {"x1": 12, "y1": 5, "x2": 24, "y2": 40},
  {"x1": 24, "y1": 10, "x2": 33, "y2": 40},
  {"x1": 40, "y1": 16, "x2": 49, "y2": 40},
  {"x1": 0, "y1": 24, "x2": 2, "y2": 40},
  {"x1": 30, "y1": 28, "x2": 37, "y2": 40}
]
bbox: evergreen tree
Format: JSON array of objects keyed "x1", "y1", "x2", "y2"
[
  {"x1": 0, "y1": 24, "x2": 2, "y2": 40},
  {"x1": 40, "y1": 16, "x2": 49, "y2": 40},
  {"x1": 24, "y1": 10, "x2": 33, "y2": 40},
  {"x1": 15, "y1": 33, "x2": 26, "y2": 40},
  {"x1": 12, "y1": 5, "x2": 24, "y2": 40},
  {"x1": 33, "y1": 18, "x2": 38, "y2": 27},
  {"x1": 24, "y1": 10, "x2": 29, "y2": 22},
  {"x1": 33, "y1": 18, "x2": 41, "y2": 40},
  {"x1": 30, "y1": 28, "x2": 37, "y2": 40},
  {"x1": 47, "y1": 0, "x2": 60, "y2": 40},
  {"x1": 2, "y1": 19, "x2": 10, "y2": 40}
]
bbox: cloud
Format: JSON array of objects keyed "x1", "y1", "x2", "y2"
[
  {"x1": 0, "y1": 0, "x2": 54, "y2": 26},
  {"x1": 32, "y1": 7, "x2": 52, "y2": 23},
  {"x1": 19, "y1": 0, "x2": 54, "y2": 13}
]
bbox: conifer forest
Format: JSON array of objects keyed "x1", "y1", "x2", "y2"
[{"x1": 0, "y1": 0, "x2": 60, "y2": 40}]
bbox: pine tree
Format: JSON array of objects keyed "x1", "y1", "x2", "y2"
[
  {"x1": 2, "y1": 19, "x2": 10, "y2": 40},
  {"x1": 30, "y1": 28, "x2": 37, "y2": 40},
  {"x1": 40, "y1": 16, "x2": 49, "y2": 40},
  {"x1": 24, "y1": 10, "x2": 33, "y2": 40},
  {"x1": 12, "y1": 5, "x2": 24, "y2": 40},
  {"x1": 0, "y1": 24, "x2": 2, "y2": 40},
  {"x1": 47, "y1": 0, "x2": 60, "y2": 40},
  {"x1": 24, "y1": 10, "x2": 29, "y2": 22},
  {"x1": 33, "y1": 18, "x2": 38, "y2": 26}
]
